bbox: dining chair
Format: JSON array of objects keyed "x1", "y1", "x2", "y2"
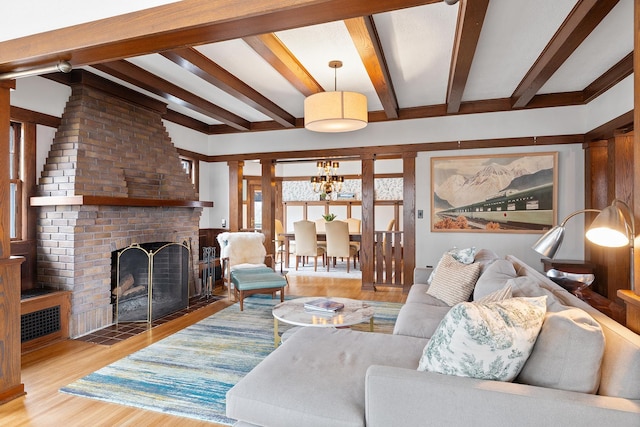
[
  {"x1": 325, "y1": 220, "x2": 357, "y2": 272},
  {"x1": 274, "y1": 219, "x2": 289, "y2": 272},
  {"x1": 293, "y1": 220, "x2": 325, "y2": 271},
  {"x1": 344, "y1": 217, "x2": 361, "y2": 262},
  {"x1": 314, "y1": 218, "x2": 328, "y2": 251}
]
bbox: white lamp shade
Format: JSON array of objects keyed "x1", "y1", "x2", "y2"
[
  {"x1": 304, "y1": 91, "x2": 368, "y2": 132},
  {"x1": 585, "y1": 204, "x2": 630, "y2": 247}
]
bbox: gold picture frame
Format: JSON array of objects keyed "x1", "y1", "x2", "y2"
[{"x1": 431, "y1": 152, "x2": 558, "y2": 233}]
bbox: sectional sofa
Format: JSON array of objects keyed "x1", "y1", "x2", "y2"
[{"x1": 226, "y1": 250, "x2": 640, "y2": 426}]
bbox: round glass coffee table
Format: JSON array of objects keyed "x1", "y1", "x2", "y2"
[{"x1": 272, "y1": 297, "x2": 374, "y2": 346}]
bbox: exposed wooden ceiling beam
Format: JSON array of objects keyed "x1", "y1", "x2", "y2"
[
  {"x1": 511, "y1": 0, "x2": 620, "y2": 109},
  {"x1": 162, "y1": 48, "x2": 296, "y2": 128},
  {"x1": 92, "y1": 61, "x2": 251, "y2": 131},
  {"x1": 0, "y1": 0, "x2": 440, "y2": 72},
  {"x1": 345, "y1": 16, "x2": 399, "y2": 119},
  {"x1": 243, "y1": 34, "x2": 323, "y2": 97},
  {"x1": 446, "y1": 0, "x2": 489, "y2": 114},
  {"x1": 583, "y1": 52, "x2": 633, "y2": 103},
  {"x1": 162, "y1": 109, "x2": 214, "y2": 135}
]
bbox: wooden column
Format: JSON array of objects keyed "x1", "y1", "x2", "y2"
[
  {"x1": 0, "y1": 79, "x2": 25, "y2": 404},
  {"x1": 261, "y1": 160, "x2": 276, "y2": 256},
  {"x1": 402, "y1": 153, "x2": 416, "y2": 293},
  {"x1": 228, "y1": 161, "x2": 244, "y2": 231},
  {"x1": 632, "y1": 0, "x2": 640, "y2": 295},
  {"x1": 584, "y1": 140, "x2": 609, "y2": 296},
  {"x1": 617, "y1": 0, "x2": 640, "y2": 331},
  {"x1": 361, "y1": 154, "x2": 375, "y2": 289}
]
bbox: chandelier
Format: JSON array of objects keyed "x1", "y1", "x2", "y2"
[
  {"x1": 304, "y1": 60, "x2": 368, "y2": 133},
  {"x1": 310, "y1": 161, "x2": 344, "y2": 195}
]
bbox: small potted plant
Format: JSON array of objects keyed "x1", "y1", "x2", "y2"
[{"x1": 322, "y1": 213, "x2": 337, "y2": 222}]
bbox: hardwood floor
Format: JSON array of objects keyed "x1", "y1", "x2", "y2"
[{"x1": 0, "y1": 275, "x2": 406, "y2": 426}]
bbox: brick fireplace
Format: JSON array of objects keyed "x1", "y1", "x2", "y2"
[{"x1": 32, "y1": 72, "x2": 207, "y2": 337}]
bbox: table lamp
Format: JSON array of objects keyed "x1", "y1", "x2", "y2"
[{"x1": 532, "y1": 199, "x2": 635, "y2": 291}]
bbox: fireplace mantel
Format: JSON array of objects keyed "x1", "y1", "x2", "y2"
[{"x1": 30, "y1": 195, "x2": 213, "y2": 208}]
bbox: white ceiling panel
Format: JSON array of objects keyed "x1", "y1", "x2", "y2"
[
  {"x1": 275, "y1": 20, "x2": 383, "y2": 111},
  {"x1": 127, "y1": 55, "x2": 272, "y2": 122},
  {"x1": 463, "y1": 0, "x2": 579, "y2": 101},
  {"x1": 195, "y1": 40, "x2": 305, "y2": 117},
  {"x1": 540, "y1": 0, "x2": 634, "y2": 94},
  {"x1": 86, "y1": 65, "x2": 223, "y2": 125},
  {"x1": 374, "y1": 3, "x2": 458, "y2": 108}
]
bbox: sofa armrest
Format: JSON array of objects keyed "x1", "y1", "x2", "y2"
[
  {"x1": 413, "y1": 267, "x2": 433, "y2": 285},
  {"x1": 365, "y1": 365, "x2": 640, "y2": 427}
]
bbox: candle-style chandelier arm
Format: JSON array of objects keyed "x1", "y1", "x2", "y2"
[{"x1": 310, "y1": 160, "x2": 344, "y2": 195}]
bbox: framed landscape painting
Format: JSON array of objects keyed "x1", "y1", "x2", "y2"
[{"x1": 431, "y1": 152, "x2": 557, "y2": 233}]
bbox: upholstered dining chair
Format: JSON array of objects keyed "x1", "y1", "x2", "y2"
[
  {"x1": 325, "y1": 220, "x2": 357, "y2": 272},
  {"x1": 274, "y1": 219, "x2": 289, "y2": 272},
  {"x1": 293, "y1": 220, "x2": 325, "y2": 271},
  {"x1": 344, "y1": 217, "x2": 361, "y2": 262}
]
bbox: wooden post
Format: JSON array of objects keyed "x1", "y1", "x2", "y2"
[
  {"x1": 402, "y1": 153, "x2": 416, "y2": 293},
  {"x1": 228, "y1": 161, "x2": 244, "y2": 231},
  {"x1": 261, "y1": 160, "x2": 276, "y2": 255},
  {"x1": 361, "y1": 154, "x2": 375, "y2": 289},
  {"x1": 617, "y1": 0, "x2": 640, "y2": 331},
  {"x1": 0, "y1": 79, "x2": 25, "y2": 404}
]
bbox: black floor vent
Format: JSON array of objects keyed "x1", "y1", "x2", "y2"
[{"x1": 21, "y1": 306, "x2": 61, "y2": 343}]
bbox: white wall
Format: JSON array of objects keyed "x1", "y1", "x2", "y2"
[
  {"x1": 163, "y1": 121, "x2": 215, "y2": 228},
  {"x1": 416, "y1": 144, "x2": 584, "y2": 271}
]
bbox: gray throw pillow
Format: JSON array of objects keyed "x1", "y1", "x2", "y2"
[
  {"x1": 473, "y1": 259, "x2": 517, "y2": 300},
  {"x1": 516, "y1": 307, "x2": 605, "y2": 394}
]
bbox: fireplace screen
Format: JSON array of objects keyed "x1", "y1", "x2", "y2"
[{"x1": 112, "y1": 242, "x2": 190, "y2": 323}]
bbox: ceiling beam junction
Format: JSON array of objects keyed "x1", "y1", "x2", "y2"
[{"x1": 511, "y1": 0, "x2": 620, "y2": 109}]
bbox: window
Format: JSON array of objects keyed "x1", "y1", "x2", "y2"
[
  {"x1": 9, "y1": 122, "x2": 22, "y2": 240},
  {"x1": 180, "y1": 155, "x2": 199, "y2": 193}
]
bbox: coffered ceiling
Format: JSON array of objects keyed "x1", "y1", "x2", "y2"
[{"x1": 2, "y1": 0, "x2": 634, "y2": 135}]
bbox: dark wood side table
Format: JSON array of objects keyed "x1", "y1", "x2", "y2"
[{"x1": 541, "y1": 258, "x2": 626, "y2": 324}]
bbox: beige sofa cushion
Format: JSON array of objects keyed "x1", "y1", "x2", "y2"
[
  {"x1": 473, "y1": 259, "x2": 517, "y2": 300},
  {"x1": 516, "y1": 307, "x2": 605, "y2": 394}
]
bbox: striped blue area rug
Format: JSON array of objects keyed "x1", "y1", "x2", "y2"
[{"x1": 60, "y1": 295, "x2": 402, "y2": 425}]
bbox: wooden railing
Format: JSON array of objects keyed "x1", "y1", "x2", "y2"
[{"x1": 373, "y1": 231, "x2": 403, "y2": 288}]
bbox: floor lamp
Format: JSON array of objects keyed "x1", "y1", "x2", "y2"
[{"x1": 532, "y1": 199, "x2": 635, "y2": 292}]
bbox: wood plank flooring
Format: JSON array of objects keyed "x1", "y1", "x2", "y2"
[{"x1": 0, "y1": 275, "x2": 406, "y2": 426}]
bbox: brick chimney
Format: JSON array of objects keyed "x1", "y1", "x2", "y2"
[{"x1": 34, "y1": 73, "x2": 205, "y2": 337}]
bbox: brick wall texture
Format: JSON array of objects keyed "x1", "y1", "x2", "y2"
[{"x1": 36, "y1": 83, "x2": 202, "y2": 337}]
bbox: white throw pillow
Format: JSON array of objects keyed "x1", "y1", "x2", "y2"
[
  {"x1": 418, "y1": 296, "x2": 547, "y2": 382},
  {"x1": 426, "y1": 254, "x2": 481, "y2": 306}
]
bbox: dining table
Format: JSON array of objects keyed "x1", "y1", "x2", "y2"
[{"x1": 281, "y1": 232, "x2": 361, "y2": 268}]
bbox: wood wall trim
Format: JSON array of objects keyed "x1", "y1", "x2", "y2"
[
  {"x1": 205, "y1": 134, "x2": 585, "y2": 163},
  {"x1": 10, "y1": 106, "x2": 60, "y2": 128},
  {"x1": 30, "y1": 195, "x2": 212, "y2": 208},
  {"x1": 584, "y1": 110, "x2": 634, "y2": 142}
]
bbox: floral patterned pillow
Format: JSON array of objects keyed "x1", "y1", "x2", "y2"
[{"x1": 418, "y1": 296, "x2": 547, "y2": 382}]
